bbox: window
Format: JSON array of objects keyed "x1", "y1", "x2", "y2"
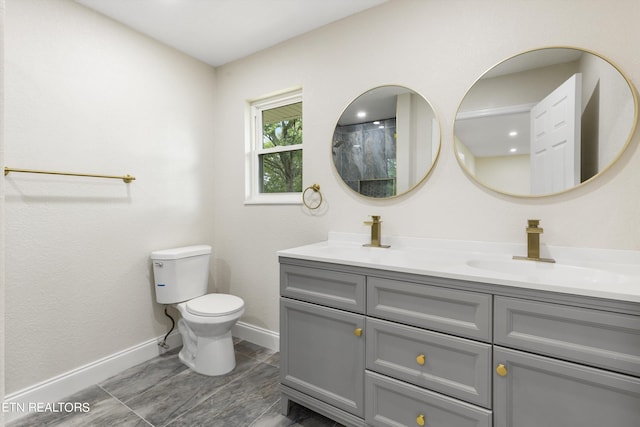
[{"x1": 246, "y1": 89, "x2": 303, "y2": 204}]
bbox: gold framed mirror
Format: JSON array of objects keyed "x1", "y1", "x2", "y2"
[
  {"x1": 332, "y1": 85, "x2": 441, "y2": 199},
  {"x1": 454, "y1": 47, "x2": 638, "y2": 197}
]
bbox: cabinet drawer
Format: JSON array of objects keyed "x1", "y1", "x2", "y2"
[
  {"x1": 367, "y1": 277, "x2": 492, "y2": 341},
  {"x1": 365, "y1": 371, "x2": 492, "y2": 427},
  {"x1": 366, "y1": 318, "x2": 491, "y2": 408},
  {"x1": 494, "y1": 296, "x2": 640, "y2": 376},
  {"x1": 280, "y1": 264, "x2": 366, "y2": 313},
  {"x1": 494, "y1": 346, "x2": 640, "y2": 427}
]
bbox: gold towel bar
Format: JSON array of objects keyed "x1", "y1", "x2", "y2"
[{"x1": 4, "y1": 167, "x2": 136, "y2": 183}]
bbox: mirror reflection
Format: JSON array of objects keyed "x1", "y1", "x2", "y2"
[
  {"x1": 455, "y1": 47, "x2": 637, "y2": 196},
  {"x1": 332, "y1": 86, "x2": 440, "y2": 198}
]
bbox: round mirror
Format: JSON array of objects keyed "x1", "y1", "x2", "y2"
[
  {"x1": 455, "y1": 47, "x2": 637, "y2": 196},
  {"x1": 332, "y1": 85, "x2": 440, "y2": 198}
]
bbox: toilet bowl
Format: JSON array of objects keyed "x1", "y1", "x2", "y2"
[
  {"x1": 150, "y1": 245, "x2": 245, "y2": 376},
  {"x1": 175, "y1": 293, "x2": 244, "y2": 376}
]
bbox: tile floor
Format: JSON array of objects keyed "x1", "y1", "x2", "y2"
[{"x1": 7, "y1": 340, "x2": 344, "y2": 427}]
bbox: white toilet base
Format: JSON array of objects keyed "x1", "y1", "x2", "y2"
[{"x1": 178, "y1": 329, "x2": 236, "y2": 376}]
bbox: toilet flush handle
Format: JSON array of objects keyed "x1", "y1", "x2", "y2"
[{"x1": 154, "y1": 262, "x2": 164, "y2": 267}]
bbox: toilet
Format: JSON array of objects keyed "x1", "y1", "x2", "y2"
[{"x1": 150, "y1": 245, "x2": 244, "y2": 376}]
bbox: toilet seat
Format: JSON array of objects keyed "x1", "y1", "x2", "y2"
[{"x1": 185, "y1": 294, "x2": 244, "y2": 317}]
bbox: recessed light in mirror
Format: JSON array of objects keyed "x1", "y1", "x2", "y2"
[
  {"x1": 509, "y1": 131, "x2": 518, "y2": 137},
  {"x1": 357, "y1": 111, "x2": 366, "y2": 118}
]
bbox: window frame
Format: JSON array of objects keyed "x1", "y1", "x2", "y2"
[{"x1": 245, "y1": 88, "x2": 303, "y2": 205}]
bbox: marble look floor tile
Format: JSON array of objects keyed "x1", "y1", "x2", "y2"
[
  {"x1": 6, "y1": 386, "x2": 148, "y2": 427},
  {"x1": 251, "y1": 401, "x2": 344, "y2": 427},
  {"x1": 58, "y1": 398, "x2": 149, "y2": 427},
  {"x1": 7, "y1": 344, "x2": 339, "y2": 427},
  {"x1": 6, "y1": 386, "x2": 107, "y2": 427},
  {"x1": 99, "y1": 348, "x2": 187, "y2": 403},
  {"x1": 166, "y1": 362, "x2": 280, "y2": 427},
  {"x1": 263, "y1": 351, "x2": 280, "y2": 368},
  {"x1": 235, "y1": 340, "x2": 277, "y2": 363},
  {"x1": 126, "y1": 352, "x2": 260, "y2": 426}
]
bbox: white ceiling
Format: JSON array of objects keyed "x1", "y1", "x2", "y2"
[
  {"x1": 337, "y1": 86, "x2": 411, "y2": 126},
  {"x1": 455, "y1": 109, "x2": 532, "y2": 157},
  {"x1": 75, "y1": 0, "x2": 388, "y2": 67}
]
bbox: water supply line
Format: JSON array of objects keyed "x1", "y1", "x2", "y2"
[{"x1": 158, "y1": 305, "x2": 175, "y2": 349}]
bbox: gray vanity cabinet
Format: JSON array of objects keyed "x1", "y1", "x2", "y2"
[
  {"x1": 280, "y1": 258, "x2": 640, "y2": 427},
  {"x1": 280, "y1": 263, "x2": 367, "y2": 426},
  {"x1": 493, "y1": 346, "x2": 640, "y2": 427},
  {"x1": 280, "y1": 298, "x2": 365, "y2": 417},
  {"x1": 493, "y1": 296, "x2": 640, "y2": 427}
]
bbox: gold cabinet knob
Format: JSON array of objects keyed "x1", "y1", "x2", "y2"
[
  {"x1": 416, "y1": 354, "x2": 426, "y2": 366},
  {"x1": 416, "y1": 414, "x2": 425, "y2": 426},
  {"x1": 354, "y1": 328, "x2": 363, "y2": 337},
  {"x1": 496, "y1": 363, "x2": 508, "y2": 377}
]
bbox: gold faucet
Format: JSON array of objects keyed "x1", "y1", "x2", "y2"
[
  {"x1": 513, "y1": 219, "x2": 555, "y2": 263},
  {"x1": 363, "y1": 215, "x2": 390, "y2": 248}
]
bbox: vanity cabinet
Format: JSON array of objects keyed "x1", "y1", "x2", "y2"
[
  {"x1": 279, "y1": 258, "x2": 640, "y2": 427},
  {"x1": 493, "y1": 296, "x2": 640, "y2": 427},
  {"x1": 365, "y1": 276, "x2": 492, "y2": 426},
  {"x1": 280, "y1": 263, "x2": 367, "y2": 426},
  {"x1": 493, "y1": 346, "x2": 640, "y2": 427}
]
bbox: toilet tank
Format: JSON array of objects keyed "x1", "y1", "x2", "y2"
[{"x1": 150, "y1": 245, "x2": 211, "y2": 304}]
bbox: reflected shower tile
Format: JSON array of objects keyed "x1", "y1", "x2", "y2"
[
  {"x1": 99, "y1": 348, "x2": 187, "y2": 403},
  {"x1": 127, "y1": 353, "x2": 259, "y2": 426},
  {"x1": 166, "y1": 363, "x2": 280, "y2": 427}
]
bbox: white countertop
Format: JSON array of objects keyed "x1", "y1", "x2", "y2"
[{"x1": 278, "y1": 232, "x2": 640, "y2": 303}]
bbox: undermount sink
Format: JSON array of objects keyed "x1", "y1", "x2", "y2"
[{"x1": 466, "y1": 258, "x2": 629, "y2": 286}]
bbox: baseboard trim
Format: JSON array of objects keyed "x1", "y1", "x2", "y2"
[
  {"x1": 232, "y1": 321, "x2": 279, "y2": 352},
  {"x1": 3, "y1": 332, "x2": 182, "y2": 423}
]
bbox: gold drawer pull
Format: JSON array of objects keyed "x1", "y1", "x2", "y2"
[
  {"x1": 416, "y1": 414, "x2": 425, "y2": 426},
  {"x1": 416, "y1": 354, "x2": 426, "y2": 366},
  {"x1": 496, "y1": 363, "x2": 508, "y2": 377},
  {"x1": 354, "y1": 328, "x2": 363, "y2": 337}
]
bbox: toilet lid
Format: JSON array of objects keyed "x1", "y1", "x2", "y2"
[{"x1": 185, "y1": 294, "x2": 244, "y2": 317}]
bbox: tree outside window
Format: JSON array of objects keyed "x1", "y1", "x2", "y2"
[{"x1": 260, "y1": 102, "x2": 302, "y2": 193}]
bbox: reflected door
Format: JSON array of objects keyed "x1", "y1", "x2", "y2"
[{"x1": 530, "y1": 73, "x2": 582, "y2": 194}]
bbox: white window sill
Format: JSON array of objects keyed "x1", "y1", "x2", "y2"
[{"x1": 244, "y1": 193, "x2": 302, "y2": 205}]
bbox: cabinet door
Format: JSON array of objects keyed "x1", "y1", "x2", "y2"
[
  {"x1": 280, "y1": 298, "x2": 365, "y2": 417},
  {"x1": 494, "y1": 346, "x2": 640, "y2": 427}
]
